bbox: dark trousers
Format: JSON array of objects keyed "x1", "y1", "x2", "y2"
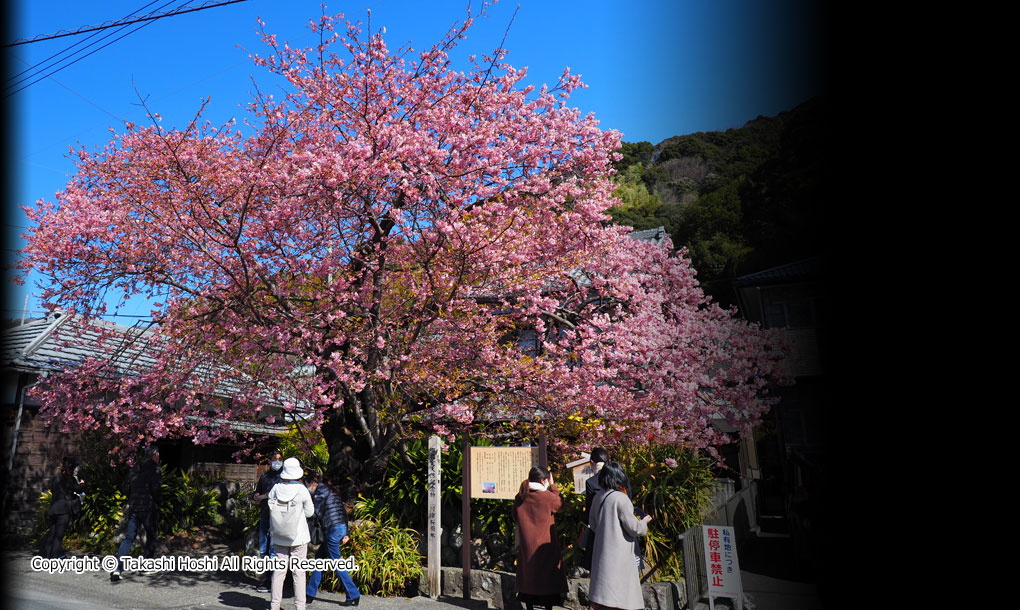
[
  {"x1": 115, "y1": 509, "x2": 158, "y2": 572},
  {"x1": 39, "y1": 513, "x2": 71, "y2": 558}
]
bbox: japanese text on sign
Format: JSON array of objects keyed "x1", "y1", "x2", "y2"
[
  {"x1": 702, "y1": 525, "x2": 742, "y2": 599},
  {"x1": 469, "y1": 447, "x2": 539, "y2": 500}
]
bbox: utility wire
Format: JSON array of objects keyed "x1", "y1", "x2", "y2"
[
  {"x1": 5, "y1": 0, "x2": 191, "y2": 98},
  {"x1": 4, "y1": 0, "x2": 251, "y2": 48},
  {"x1": 6, "y1": 0, "x2": 165, "y2": 86}
]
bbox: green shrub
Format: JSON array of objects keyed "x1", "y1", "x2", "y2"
[
  {"x1": 547, "y1": 444, "x2": 716, "y2": 581},
  {"x1": 31, "y1": 490, "x2": 53, "y2": 544},
  {"x1": 347, "y1": 500, "x2": 424, "y2": 596},
  {"x1": 32, "y1": 461, "x2": 223, "y2": 555},
  {"x1": 227, "y1": 482, "x2": 261, "y2": 541},
  {"x1": 278, "y1": 423, "x2": 329, "y2": 476},
  {"x1": 159, "y1": 468, "x2": 221, "y2": 536},
  {"x1": 30, "y1": 461, "x2": 128, "y2": 555},
  {"x1": 618, "y1": 445, "x2": 716, "y2": 581},
  {"x1": 357, "y1": 435, "x2": 516, "y2": 570}
]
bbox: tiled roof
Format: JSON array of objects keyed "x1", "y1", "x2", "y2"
[
  {"x1": 2, "y1": 311, "x2": 156, "y2": 374},
  {"x1": 629, "y1": 226, "x2": 669, "y2": 245},
  {"x1": 731, "y1": 256, "x2": 825, "y2": 286},
  {"x1": 2, "y1": 311, "x2": 308, "y2": 426}
]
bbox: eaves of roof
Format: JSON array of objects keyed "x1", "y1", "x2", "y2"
[
  {"x1": 1, "y1": 310, "x2": 310, "y2": 412},
  {"x1": 730, "y1": 256, "x2": 826, "y2": 287}
]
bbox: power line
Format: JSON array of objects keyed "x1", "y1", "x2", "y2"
[
  {"x1": 4, "y1": 0, "x2": 251, "y2": 48},
  {"x1": 7, "y1": 0, "x2": 164, "y2": 85},
  {"x1": 5, "y1": 0, "x2": 192, "y2": 98}
]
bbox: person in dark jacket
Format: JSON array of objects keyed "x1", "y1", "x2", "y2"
[
  {"x1": 111, "y1": 445, "x2": 161, "y2": 582},
  {"x1": 304, "y1": 472, "x2": 361, "y2": 606},
  {"x1": 253, "y1": 450, "x2": 284, "y2": 592},
  {"x1": 583, "y1": 447, "x2": 612, "y2": 515},
  {"x1": 38, "y1": 456, "x2": 84, "y2": 558}
]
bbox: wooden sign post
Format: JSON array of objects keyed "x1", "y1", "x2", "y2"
[
  {"x1": 462, "y1": 435, "x2": 471, "y2": 599},
  {"x1": 427, "y1": 435, "x2": 442, "y2": 598}
]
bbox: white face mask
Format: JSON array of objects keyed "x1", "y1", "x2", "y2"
[{"x1": 271, "y1": 461, "x2": 283, "y2": 471}]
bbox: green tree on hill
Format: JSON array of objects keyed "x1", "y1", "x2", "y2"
[{"x1": 608, "y1": 97, "x2": 830, "y2": 301}]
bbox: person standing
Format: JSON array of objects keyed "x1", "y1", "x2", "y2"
[
  {"x1": 512, "y1": 466, "x2": 567, "y2": 610},
  {"x1": 583, "y1": 447, "x2": 612, "y2": 514},
  {"x1": 254, "y1": 451, "x2": 285, "y2": 592},
  {"x1": 304, "y1": 472, "x2": 361, "y2": 606},
  {"x1": 583, "y1": 447, "x2": 645, "y2": 572},
  {"x1": 111, "y1": 445, "x2": 161, "y2": 582},
  {"x1": 587, "y1": 462, "x2": 652, "y2": 610},
  {"x1": 38, "y1": 456, "x2": 84, "y2": 558},
  {"x1": 268, "y1": 457, "x2": 315, "y2": 610}
]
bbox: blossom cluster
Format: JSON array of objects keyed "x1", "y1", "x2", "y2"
[{"x1": 20, "y1": 8, "x2": 789, "y2": 461}]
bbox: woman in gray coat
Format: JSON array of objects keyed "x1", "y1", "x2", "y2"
[{"x1": 587, "y1": 462, "x2": 652, "y2": 610}]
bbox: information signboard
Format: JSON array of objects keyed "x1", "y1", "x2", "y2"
[
  {"x1": 702, "y1": 525, "x2": 742, "y2": 607},
  {"x1": 468, "y1": 446, "x2": 540, "y2": 499},
  {"x1": 570, "y1": 460, "x2": 596, "y2": 494}
]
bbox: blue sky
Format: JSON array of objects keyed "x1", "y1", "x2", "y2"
[{"x1": 3, "y1": 0, "x2": 828, "y2": 321}]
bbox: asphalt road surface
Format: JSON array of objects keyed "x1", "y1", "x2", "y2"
[{"x1": 3, "y1": 550, "x2": 488, "y2": 610}]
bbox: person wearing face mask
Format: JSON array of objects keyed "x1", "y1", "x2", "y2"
[
  {"x1": 512, "y1": 466, "x2": 567, "y2": 610},
  {"x1": 253, "y1": 451, "x2": 285, "y2": 592}
]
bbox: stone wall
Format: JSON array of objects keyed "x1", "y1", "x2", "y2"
[{"x1": 424, "y1": 567, "x2": 688, "y2": 610}]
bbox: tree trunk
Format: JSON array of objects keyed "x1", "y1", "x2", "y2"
[{"x1": 320, "y1": 390, "x2": 402, "y2": 499}]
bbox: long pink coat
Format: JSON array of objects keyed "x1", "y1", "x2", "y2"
[{"x1": 512, "y1": 484, "x2": 568, "y2": 596}]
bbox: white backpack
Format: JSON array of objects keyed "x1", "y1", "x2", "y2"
[{"x1": 268, "y1": 495, "x2": 302, "y2": 540}]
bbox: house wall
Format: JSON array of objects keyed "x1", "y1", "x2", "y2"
[
  {"x1": 1, "y1": 371, "x2": 272, "y2": 533},
  {"x1": 3, "y1": 404, "x2": 84, "y2": 533},
  {"x1": 189, "y1": 462, "x2": 264, "y2": 490}
]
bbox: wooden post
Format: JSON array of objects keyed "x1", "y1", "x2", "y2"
[
  {"x1": 461, "y1": 434, "x2": 471, "y2": 599},
  {"x1": 539, "y1": 432, "x2": 548, "y2": 470},
  {"x1": 427, "y1": 435, "x2": 442, "y2": 598}
]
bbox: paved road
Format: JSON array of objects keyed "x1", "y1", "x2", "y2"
[
  {"x1": 5, "y1": 539, "x2": 823, "y2": 610},
  {"x1": 4, "y1": 550, "x2": 488, "y2": 610}
]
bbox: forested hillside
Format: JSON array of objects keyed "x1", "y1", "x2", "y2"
[{"x1": 610, "y1": 96, "x2": 831, "y2": 304}]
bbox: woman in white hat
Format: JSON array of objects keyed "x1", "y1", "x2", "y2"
[{"x1": 267, "y1": 457, "x2": 315, "y2": 610}]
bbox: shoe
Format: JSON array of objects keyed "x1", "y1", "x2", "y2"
[
  {"x1": 255, "y1": 584, "x2": 270, "y2": 593},
  {"x1": 110, "y1": 571, "x2": 121, "y2": 582},
  {"x1": 342, "y1": 597, "x2": 360, "y2": 607}
]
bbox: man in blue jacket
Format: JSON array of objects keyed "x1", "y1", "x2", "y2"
[{"x1": 305, "y1": 472, "x2": 361, "y2": 606}]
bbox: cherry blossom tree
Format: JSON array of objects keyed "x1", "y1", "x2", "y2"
[{"x1": 19, "y1": 8, "x2": 789, "y2": 484}]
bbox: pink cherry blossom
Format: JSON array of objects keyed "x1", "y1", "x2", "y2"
[{"x1": 18, "y1": 7, "x2": 789, "y2": 478}]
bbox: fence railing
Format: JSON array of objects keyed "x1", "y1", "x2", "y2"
[{"x1": 677, "y1": 478, "x2": 757, "y2": 609}]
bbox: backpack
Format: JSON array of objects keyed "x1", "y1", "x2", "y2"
[{"x1": 268, "y1": 495, "x2": 303, "y2": 540}]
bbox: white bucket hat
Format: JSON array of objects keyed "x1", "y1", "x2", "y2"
[{"x1": 280, "y1": 457, "x2": 304, "y2": 480}]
